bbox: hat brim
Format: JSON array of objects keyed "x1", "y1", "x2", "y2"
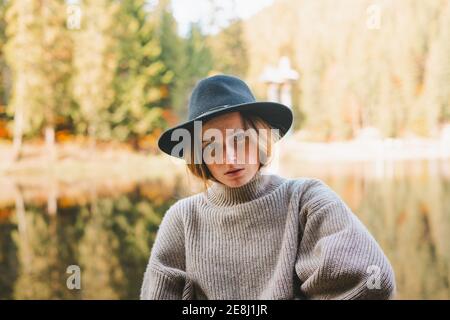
[{"x1": 157, "y1": 101, "x2": 293, "y2": 158}]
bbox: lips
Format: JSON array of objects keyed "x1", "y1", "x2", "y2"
[{"x1": 225, "y1": 168, "x2": 244, "y2": 175}]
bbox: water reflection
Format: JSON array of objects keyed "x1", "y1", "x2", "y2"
[
  {"x1": 0, "y1": 160, "x2": 449, "y2": 299},
  {"x1": 0, "y1": 178, "x2": 185, "y2": 299}
]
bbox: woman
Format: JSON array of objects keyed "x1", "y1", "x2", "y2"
[{"x1": 140, "y1": 74, "x2": 396, "y2": 300}]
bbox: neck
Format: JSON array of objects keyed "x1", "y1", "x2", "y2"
[{"x1": 205, "y1": 170, "x2": 286, "y2": 206}]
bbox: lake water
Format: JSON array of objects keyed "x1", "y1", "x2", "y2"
[{"x1": 0, "y1": 159, "x2": 449, "y2": 299}]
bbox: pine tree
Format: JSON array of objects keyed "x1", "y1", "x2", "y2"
[
  {"x1": 178, "y1": 22, "x2": 213, "y2": 119},
  {"x1": 155, "y1": 0, "x2": 185, "y2": 118},
  {"x1": 110, "y1": 0, "x2": 172, "y2": 148},
  {"x1": 71, "y1": 0, "x2": 119, "y2": 151},
  {"x1": 206, "y1": 0, "x2": 249, "y2": 77},
  {"x1": 0, "y1": 0, "x2": 8, "y2": 110},
  {"x1": 4, "y1": 0, "x2": 71, "y2": 160},
  {"x1": 422, "y1": 1, "x2": 450, "y2": 130}
]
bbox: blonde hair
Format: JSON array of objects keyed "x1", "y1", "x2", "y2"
[{"x1": 184, "y1": 111, "x2": 281, "y2": 192}]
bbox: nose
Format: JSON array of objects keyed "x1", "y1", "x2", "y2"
[{"x1": 224, "y1": 141, "x2": 237, "y2": 164}]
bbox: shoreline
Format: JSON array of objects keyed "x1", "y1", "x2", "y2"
[
  {"x1": 279, "y1": 135, "x2": 450, "y2": 162},
  {"x1": 1, "y1": 137, "x2": 449, "y2": 210}
]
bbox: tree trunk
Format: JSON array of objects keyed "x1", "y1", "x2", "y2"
[
  {"x1": 88, "y1": 122, "x2": 97, "y2": 158},
  {"x1": 11, "y1": 102, "x2": 24, "y2": 162},
  {"x1": 45, "y1": 125, "x2": 56, "y2": 162}
]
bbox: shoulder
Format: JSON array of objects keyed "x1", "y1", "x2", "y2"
[
  {"x1": 161, "y1": 192, "x2": 203, "y2": 222},
  {"x1": 170, "y1": 192, "x2": 204, "y2": 211},
  {"x1": 289, "y1": 176, "x2": 348, "y2": 215}
]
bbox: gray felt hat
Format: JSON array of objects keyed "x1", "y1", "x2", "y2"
[{"x1": 157, "y1": 74, "x2": 293, "y2": 158}]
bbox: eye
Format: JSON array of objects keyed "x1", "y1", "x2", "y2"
[
  {"x1": 203, "y1": 142, "x2": 218, "y2": 155},
  {"x1": 234, "y1": 133, "x2": 245, "y2": 143},
  {"x1": 203, "y1": 143, "x2": 212, "y2": 152}
]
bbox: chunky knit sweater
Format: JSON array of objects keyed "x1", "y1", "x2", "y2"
[{"x1": 140, "y1": 170, "x2": 396, "y2": 300}]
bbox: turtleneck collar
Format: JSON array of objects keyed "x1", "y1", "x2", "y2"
[{"x1": 205, "y1": 170, "x2": 286, "y2": 207}]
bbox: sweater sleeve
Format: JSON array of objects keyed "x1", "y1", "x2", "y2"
[
  {"x1": 295, "y1": 179, "x2": 396, "y2": 300},
  {"x1": 140, "y1": 202, "x2": 187, "y2": 300}
]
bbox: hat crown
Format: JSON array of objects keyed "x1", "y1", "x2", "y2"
[{"x1": 188, "y1": 75, "x2": 256, "y2": 120}]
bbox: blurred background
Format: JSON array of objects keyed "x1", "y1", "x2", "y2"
[{"x1": 0, "y1": 0, "x2": 449, "y2": 299}]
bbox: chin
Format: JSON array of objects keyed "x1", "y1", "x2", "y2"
[
  {"x1": 227, "y1": 181, "x2": 245, "y2": 188},
  {"x1": 225, "y1": 174, "x2": 251, "y2": 188}
]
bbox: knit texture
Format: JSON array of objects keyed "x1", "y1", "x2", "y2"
[{"x1": 140, "y1": 170, "x2": 396, "y2": 300}]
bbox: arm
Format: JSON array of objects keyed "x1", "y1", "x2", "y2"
[
  {"x1": 295, "y1": 179, "x2": 396, "y2": 300},
  {"x1": 140, "y1": 203, "x2": 187, "y2": 300}
]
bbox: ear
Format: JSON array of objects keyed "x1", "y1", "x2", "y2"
[{"x1": 259, "y1": 148, "x2": 268, "y2": 166}]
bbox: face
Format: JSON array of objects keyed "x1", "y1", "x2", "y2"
[{"x1": 201, "y1": 111, "x2": 260, "y2": 188}]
